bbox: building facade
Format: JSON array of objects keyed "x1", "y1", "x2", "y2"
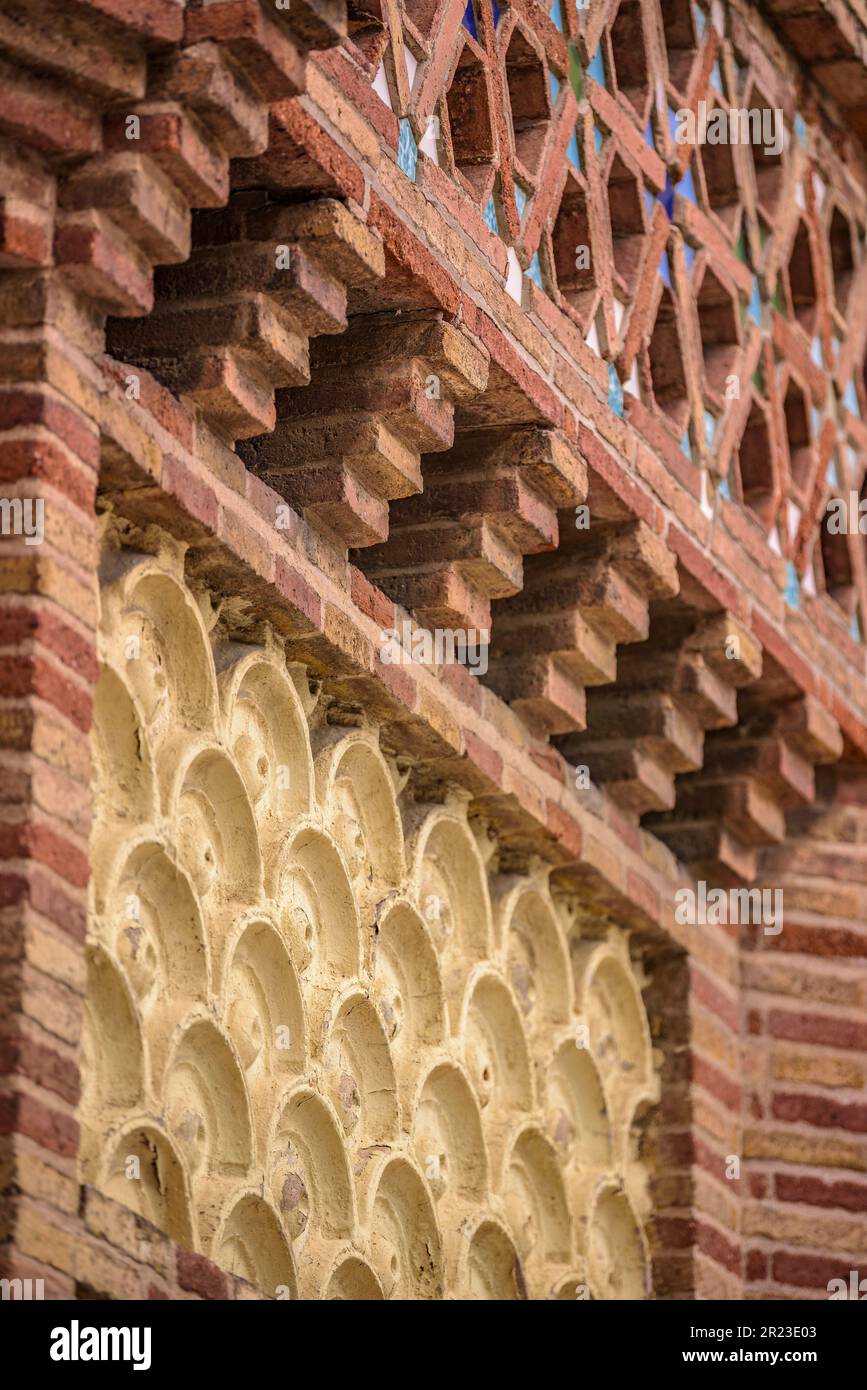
[{"x1": 1, "y1": 0, "x2": 867, "y2": 1299}]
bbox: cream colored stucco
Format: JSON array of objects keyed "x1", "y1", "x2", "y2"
[{"x1": 80, "y1": 541, "x2": 659, "y2": 1299}]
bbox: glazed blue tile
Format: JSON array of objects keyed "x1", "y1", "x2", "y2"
[
  {"x1": 587, "y1": 47, "x2": 606, "y2": 88},
  {"x1": 462, "y1": 0, "x2": 478, "y2": 40},
  {"x1": 567, "y1": 128, "x2": 581, "y2": 169},
  {"x1": 658, "y1": 170, "x2": 675, "y2": 218},
  {"x1": 527, "y1": 252, "x2": 544, "y2": 288},
  {"x1": 784, "y1": 561, "x2": 800, "y2": 609},
  {"x1": 608, "y1": 363, "x2": 624, "y2": 416},
  {"x1": 678, "y1": 162, "x2": 697, "y2": 204},
  {"x1": 549, "y1": 0, "x2": 564, "y2": 32},
  {"x1": 483, "y1": 196, "x2": 499, "y2": 236},
  {"x1": 398, "y1": 118, "x2": 418, "y2": 181}
]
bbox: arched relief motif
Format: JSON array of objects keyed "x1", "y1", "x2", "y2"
[{"x1": 83, "y1": 542, "x2": 659, "y2": 1299}]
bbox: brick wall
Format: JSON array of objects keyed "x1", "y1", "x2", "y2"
[{"x1": 0, "y1": 0, "x2": 866, "y2": 1299}]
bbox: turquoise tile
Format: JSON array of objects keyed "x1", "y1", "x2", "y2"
[
  {"x1": 608, "y1": 363, "x2": 624, "y2": 416},
  {"x1": 398, "y1": 118, "x2": 418, "y2": 181},
  {"x1": 784, "y1": 561, "x2": 800, "y2": 609}
]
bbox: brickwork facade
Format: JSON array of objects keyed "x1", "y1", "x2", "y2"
[{"x1": 0, "y1": 0, "x2": 866, "y2": 1300}]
